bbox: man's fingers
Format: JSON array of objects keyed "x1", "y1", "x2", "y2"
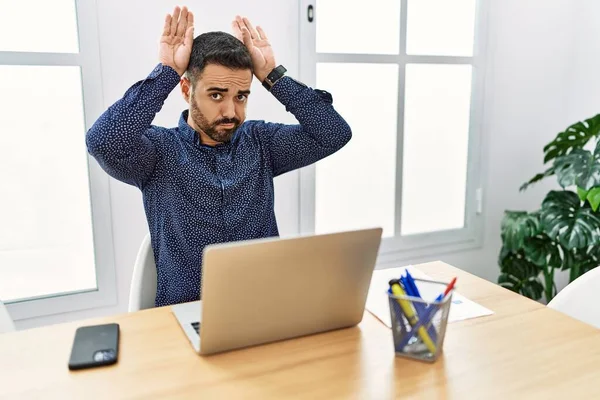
[
  {"x1": 187, "y1": 11, "x2": 194, "y2": 33},
  {"x1": 231, "y1": 16, "x2": 243, "y2": 40},
  {"x1": 242, "y1": 17, "x2": 259, "y2": 40},
  {"x1": 241, "y1": 26, "x2": 254, "y2": 49},
  {"x1": 231, "y1": 20, "x2": 243, "y2": 41},
  {"x1": 233, "y1": 15, "x2": 246, "y2": 39},
  {"x1": 184, "y1": 26, "x2": 194, "y2": 48},
  {"x1": 256, "y1": 26, "x2": 268, "y2": 41},
  {"x1": 176, "y1": 6, "x2": 188, "y2": 37},
  {"x1": 163, "y1": 14, "x2": 172, "y2": 36},
  {"x1": 170, "y1": 6, "x2": 180, "y2": 37}
]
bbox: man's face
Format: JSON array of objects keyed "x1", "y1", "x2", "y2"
[{"x1": 184, "y1": 64, "x2": 253, "y2": 144}]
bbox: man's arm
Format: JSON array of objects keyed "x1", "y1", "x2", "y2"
[
  {"x1": 232, "y1": 16, "x2": 351, "y2": 177},
  {"x1": 86, "y1": 65, "x2": 181, "y2": 187},
  {"x1": 86, "y1": 6, "x2": 194, "y2": 188},
  {"x1": 255, "y1": 77, "x2": 352, "y2": 176}
]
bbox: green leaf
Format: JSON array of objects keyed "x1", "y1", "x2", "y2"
[
  {"x1": 570, "y1": 262, "x2": 581, "y2": 283},
  {"x1": 500, "y1": 211, "x2": 541, "y2": 252},
  {"x1": 523, "y1": 235, "x2": 559, "y2": 267},
  {"x1": 554, "y1": 143, "x2": 600, "y2": 190},
  {"x1": 581, "y1": 248, "x2": 600, "y2": 276},
  {"x1": 520, "y1": 174, "x2": 545, "y2": 192},
  {"x1": 562, "y1": 247, "x2": 575, "y2": 271},
  {"x1": 521, "y1": 167, "x2": 555, "y2": 192},
  {"x1": 548, "y1": 246, "x2": 563, "y2": 269},
  {"x1": 587, "y1": 187, "x2": 600, "y2": 212},
  {"x1": 577, "y1": 186, "x2": 589, "y2": 201},
  {"x1": 543, "y1": 114, "x2": 600, "y2": 164},
  {"x1": 562, "y1": 247, "x2": 600, "y2": 280},
  {"x1": 498, "y1": 248, "x2": 544, "y2": 300},
  {"x1": 540, "y1": 191, "x2": 600, "y2": 249}
]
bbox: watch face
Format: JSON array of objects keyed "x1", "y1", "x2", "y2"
[{"x1": 263, "y1": 66, "x2": 289, "y2": 90}]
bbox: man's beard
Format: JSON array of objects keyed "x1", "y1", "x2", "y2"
[{"x1": 190, "y1": 96, "x2": 240, "y2": 143}]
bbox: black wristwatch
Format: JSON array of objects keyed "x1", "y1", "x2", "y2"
[{"x1": 262, "y1": 65, "x2": 287, "y2": 90}]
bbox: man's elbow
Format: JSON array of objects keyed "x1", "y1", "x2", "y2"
[
  {"x1": 334, "y1": 119, "x2": 352, "y2": 149},
  {"x1": 342, "y1": 120, "x2": 352, "y2": 144},
  {"x1": 85, "y1": 117, "x2": 110, "y2": 157},
  {"x1": 85, "y1": 126, "x2": 100, "y2": 156}
]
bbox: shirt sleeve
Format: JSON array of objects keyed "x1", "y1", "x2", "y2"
[
  {"x1": 85, "y1": 64, "x2": 181, "y2": 188},
  {"x1": 254, "y1": 76, "x2": 352, "y2": 177}
]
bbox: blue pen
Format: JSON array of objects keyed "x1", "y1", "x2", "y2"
[
  {"x1": 405, "y1": 271, "x2": 421, "y2": 296},
  {"x1": 396, "y1": 302, "x2": 440, "y2": 350},
  {"x1": 397, "y1": 277, "x2": 457, "y2": 350},
  {"x1": 402, "y1": 273, "x2": 438, "y2": 341}
]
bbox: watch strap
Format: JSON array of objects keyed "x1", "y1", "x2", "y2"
[{"x1": 262, "y1": 65, "x2": 287, "y2": 90}]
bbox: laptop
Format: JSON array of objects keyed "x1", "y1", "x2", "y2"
[{"x1": 171, "y1": 227, "x2": 383, "y2": 355}]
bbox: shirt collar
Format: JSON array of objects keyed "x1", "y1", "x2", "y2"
[
  {"x1": 178, "y1": 110, "x2": 197, "y2": 144},
  {"x1": 178, "y1": 110, "x2": 234, "y2": 149}
]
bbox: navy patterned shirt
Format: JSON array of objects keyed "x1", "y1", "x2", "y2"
[{"x1": 86, "y1": 64, "x2": 351, "y2": 307}]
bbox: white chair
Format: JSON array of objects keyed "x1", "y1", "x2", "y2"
[
  {"x1": 547, "y1": 267, "x2": 600, "y2": 328},
  {"x1": 128, "y1": 233, "x2": 157, "y2": 312},
  {"x1": 0, "y1": 300, "x2": 16, "y2": 333}
]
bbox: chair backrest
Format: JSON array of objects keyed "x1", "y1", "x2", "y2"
[
  {"x1": 0, "y1": 300, "x2": 16, "y2": 334},
  {"x1": 547, "y1": 267, "x2": 600, "y2": 328},
  {"x1": 128, "y1": 233, "x2": 157, "y2": 312}
]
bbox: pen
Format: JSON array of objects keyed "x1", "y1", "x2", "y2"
[
  {"x1": 397, "y1": 304, "x2": 438, "y2": 350},
  {"x1": 389, "y1": 279, "x2": 437, "y2": 354},
  {"x1": 405, "y1": 271, "x2": 421, "y2": 297},
  {"x1": 400, "y1": 274, "x2": 438, "y2": 341},
  {"x1": 396, "y1": 277, "x2": 457, "y2": 350},
  {"x1": 434, "y1": 277, "x2": 457, "y2": 302}
]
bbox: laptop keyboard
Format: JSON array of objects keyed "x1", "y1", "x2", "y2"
[{"x1": 191, "y1": 321, "x2": 201, "y2": 334}]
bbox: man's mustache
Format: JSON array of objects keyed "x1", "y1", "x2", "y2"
[{"x1": 214, "y1": 118, "x2": 240, "y2": 125}]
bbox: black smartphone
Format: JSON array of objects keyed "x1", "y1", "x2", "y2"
[{"x1": 68, "y1": 323, "x2": 120, "y2": 370}]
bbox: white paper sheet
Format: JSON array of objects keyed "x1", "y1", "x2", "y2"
[{"x1": 365, "y1": 266, "x2": 494, "y2": 328}]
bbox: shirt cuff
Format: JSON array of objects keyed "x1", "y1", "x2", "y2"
[
  {"x1": 270, "y1": 76, "x2": 333, "y2": 106},
  {"x1": 147, "y1": 63, "x2": 182, "y2": 88}
]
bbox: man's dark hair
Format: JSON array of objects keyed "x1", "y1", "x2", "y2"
[{"x1": 186, "y1": 31, "x2": 253, "y2": 86}]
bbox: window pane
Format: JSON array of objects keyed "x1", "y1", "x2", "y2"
[
  {"x1": 0, "y1": 0, "x2": 79, "y2": 53},
  {"x1": 406, "y1": 0, "x2": 476, "y2": 56},
  {"x1": 315, "y1": 63, "x2": 398, "y2": 237},
  {"x1": 316, "y1": 0, "x2": 400, "y2": 55},
  {"x1": 401, "y1": 64, "x2": 472, "y2": 235},
  {"x1": 0, "y1": 66, "x2": 96, "y2": 302}
]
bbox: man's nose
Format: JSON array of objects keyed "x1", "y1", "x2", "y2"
[{"x1": 221, "y1": 100, "x2": 235, "y2": 119}]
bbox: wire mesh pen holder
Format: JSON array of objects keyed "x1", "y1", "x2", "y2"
[{"x1": 388, "y1": 279, "x2": 453, "y2": 362}]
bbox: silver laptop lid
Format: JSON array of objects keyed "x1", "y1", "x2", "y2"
[{"x1": 198, "y1": 227, "x2": 382, "y2": 355}]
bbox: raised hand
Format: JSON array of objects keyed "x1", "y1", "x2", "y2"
[
  {"x1": 231, "y1": 16, "x2": 276, "y2": 82},
  {"x1": 160, "y1": 6, "x2": 194, "y2": 76}
]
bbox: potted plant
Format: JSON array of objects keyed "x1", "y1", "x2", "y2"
[{"x1": 498, "y1": 114, "x2": 600, "y2": 302}]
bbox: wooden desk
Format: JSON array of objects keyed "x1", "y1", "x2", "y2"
[{"x1": 2, "y1": 261, "x2": 600, "y2": 399}]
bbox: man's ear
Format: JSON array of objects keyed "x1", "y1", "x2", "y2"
[{"x1": 180, "y1": 76, "x2": 192, "y2": 104}]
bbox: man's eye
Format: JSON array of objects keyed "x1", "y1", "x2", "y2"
[
  {"x1": 211, "y1": 93, "x2": 222, "y2": 100},
  {"x1": 237, "y1": 95, "x2": 247, "y2": 101}
]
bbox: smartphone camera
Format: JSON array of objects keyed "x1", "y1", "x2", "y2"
[{"x1": 93, "y1": 349, "x2": 116, "y2": 362}]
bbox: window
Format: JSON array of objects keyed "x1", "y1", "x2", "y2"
[
  {"x1": 0, "y1": 0, "x2": 116, "y2": 320},
  {"x1": 300, "y1": 0, "x2": 488, "y2": 262}
]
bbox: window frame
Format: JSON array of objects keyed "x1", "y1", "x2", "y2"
[
  {"x1": 0, "y1": 0, "x2": 117, "y2": 320},
  {"x1": 298, "y1": 0, "x2": 490, "y2": 264}
]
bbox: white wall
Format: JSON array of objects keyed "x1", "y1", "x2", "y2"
[
  {"x1": 16, "y1": 0, "x2": 600, "y2": 328},
  {"x1": 439, "y1": 0, "x2": 581, "y2": 284},
  {"x1": 567, "y1": 1, "x2": 600, "y2": 121}
]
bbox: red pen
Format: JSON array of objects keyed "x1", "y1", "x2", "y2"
[
  {"x1": 434, "y1": 277, "x2": 457, "y2": 302},
  {"x1": 443, "y1": 277, "x2": 457, "y2": 297}
]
